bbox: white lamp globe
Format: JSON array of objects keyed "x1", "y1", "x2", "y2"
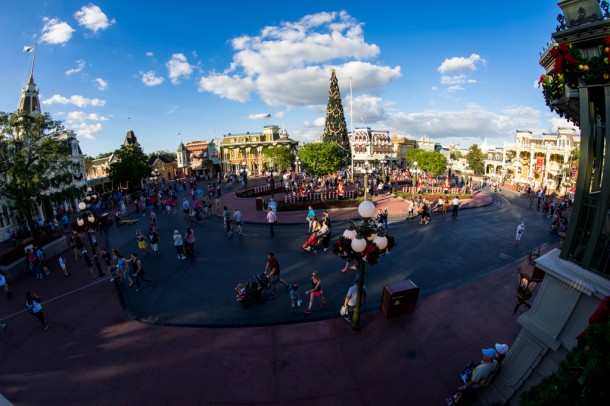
[
  {"x1": 358, "y1": 201, "x2": 375, "y2": 218},
  {"x1": 78, "y1": 202, "x2": 86, "y2": 211},
  {"x1": 77, "y1": 218, "x2": 84, "y2": 227},
  {"x1": 343, "y1": 229, "x2": 357, "y2": 239},
  {"x1": 351, "y1": 237, "x2": 367, "y2": 253},
  {"x1": 92, "y1": 195, "x2": 97, "y2": 200},
  {"x1": 373, "y1": 235, "x2": 388, "y2": 250},
  {"x1": 88, "y1": 214, "x2": 95, "y2": 223},
  {"x1": 87, "y1": 187, "x2": 92, "y2": 192}
]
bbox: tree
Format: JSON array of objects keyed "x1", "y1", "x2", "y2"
[
  {"x1": 298, "y1": 143, "x2": 344, "y2": 175},
  {"x1": 321, "y1": 69, "x2": 350, "y2": 165},
  {"x1": 262, "y1": 145, "x2": 293, "y2": 171},
  {"x1": 0, "y1": 111, "x2": 84, "y2": 232},
  {"x1": 465, "y1": 144, "x2": 485, "y2": 174},
  {"x1": 405, "y1": 149, "x2": 448, "y2": 176},
  {"x1": 149, "y1": 150, "x2": 177, "y2": 160},
  {"x1": 107, "y1": 143, "x2": 150, "y2": 190},
  {"x1": 450, "y1": 150, "x2": 463, "y2": 160}
]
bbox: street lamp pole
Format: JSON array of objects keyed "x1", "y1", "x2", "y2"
[
  {"x1": 342, "y1": 201, "x2": 389, "y2": 331},
  {"x1": 412, "y1": 161, "x2": 418, "y2": 199},
  {"x1": 77, "y1": 188, "x2": 104, "y2": 277}
]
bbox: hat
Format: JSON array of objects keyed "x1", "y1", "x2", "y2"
[
  {"x1": 482, "y1": 348, "x2": 496, "y2": 359},
  {"x1": 495, "y1": 343, "x2": 509, "y2": 355}
]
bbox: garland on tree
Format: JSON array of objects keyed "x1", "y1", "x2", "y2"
[{"x1": 539, "y1": 37, "x2": 610, "y2": 107}]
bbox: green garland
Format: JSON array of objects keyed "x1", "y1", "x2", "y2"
[{"x1": 540, "y1": 39, "x2": 610, "y2": 107}]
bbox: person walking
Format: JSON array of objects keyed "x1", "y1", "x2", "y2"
[
  {"x1": 0, "y1": 270, "x2": 12, "y2": 299},
  {"x1": 304, "y1": 271, "x2": 326, "y2": 314},
  {"x1": 233, "y1": 208, "x2": 244, "y2": 235},
  {"x1": 173, "y1": 229, "x2": 185, "y2": 259},
  {"x1": 148, "y1": 227, "x2": 160, "y2": 256},
  {"x1": 515, "y1": 222, "x2": 525, "y2": 246},
  {"x1": 81, "y1": 249, "x2": 98, "y2": 278},
  {"x1": 266, "y1": 207, "x2": 277, "y2": 237},
  {"x1": 112, "y1": 250, "x2": 133, "y2": 286},
  {"x1": 130, "y1": 253, "x2": 154, "y2": 292},
  {"x1": 136, "y1": 229, "x2": 151, "y2": 257},
  {"x1": 24, "y1": 292, "x2": 49, "y2": 330},
  {"x1": 223, "y1": 206, "x2": 233, "y2": 237},
  {"x1": 343, "y1": 276, "x2": 367, "y2": 322},
  {"x1": 452, "y1": 195, "x2": 460, "y2": 217},
  {"x1": 306, "y1": 206, "x2": 316, "y2": 233},
  {"x1": 264, "y1": 252, "x2": 289, "y2": 298},
  {"x1": 184, "y1": 227, "x2": 196, "y2": 256},
  {"x1": 58, "y1": 255, "x2": 70, "y2": 277}
]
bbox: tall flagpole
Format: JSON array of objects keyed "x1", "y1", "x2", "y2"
[{"x1": 349, "y1": 77, "x2": 354, "y2": 183}]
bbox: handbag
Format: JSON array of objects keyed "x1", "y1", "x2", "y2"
[{"x1": 339, "y1": 305, "x2": 348, "y2": 316}]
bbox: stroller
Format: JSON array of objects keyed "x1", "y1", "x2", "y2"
[
  {"x1": 235, "y1": 273, "x2": 270, "y2": 308},
  {"x1": 188, "y1": 209, "x2": 204, "y2": 223},
  {"x1": 301, "y1": 232, "x2": 321, "y2": 253}
]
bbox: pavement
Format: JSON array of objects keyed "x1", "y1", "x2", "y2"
[{"x1": 0, "y1": 180, "x2": 559, "y2": 405}]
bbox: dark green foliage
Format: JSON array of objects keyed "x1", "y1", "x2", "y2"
[
  {"x1": 521, "y1": 320, "x2": 610, "y2": 406},
  {"x1": 262, "y1": 145, "x2": 293, "y2": 171},
  {"x1": 298, "y1": 143, "x2": 344, "y2": 175},
  {"x1": 405, "y1": 149, "x2": 448, "y2": 176},
  {"x1": 465, "y1": 144, "x2": 485, "y2": 175},
  {"x1": 0, "y1": 111, "x2": 82, "y2": 228},
  {"x1": 108, "y1": 143, "x2": 150, "y2": 189}
]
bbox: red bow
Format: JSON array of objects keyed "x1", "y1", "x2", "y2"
[{"x1": 550, "y1": 43, "x2": 577, "y2": 74}]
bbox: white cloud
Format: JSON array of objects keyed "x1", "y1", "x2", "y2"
[
  {"x1": 74, "y1": 4, "x2": 115, "y2": 33},
  {"x1": 67, "y1": 122, "x2": 103, "y2": 139},
  {"x1": 40, "y1": 17, "x2": 74, "y2": 45},
  {"x1": 198, "y1": 11, "x2": 400, "y2": 106},
  {"x1": 42, "y1": 94, "x2": 106, "y2": 107},
  {"x1": 65, "y1": 59, "x2": 86, "y2": 76},
  {"x1": 140, "y1": 71, "x2": 164, "y2": 86},
  {"x1": 166, "y1": 53, "x2": 193, "y2": 84},
  {"x1": 66, "y1": 111, "x2": 108, "y2": 121},
  {"x1": 248, "y1": 113, "x2": 272, "y2": 119},
  {"x1": 94, "y1": 78, "x2": 108, "y2": 90},
  {"x1": 146, "y1": 51, "x2": 154, "y2": 57},
  {"x1": 437, "y1": 54, "x2": 485, "y2": 74},
  {"x1": 447, "y1": 85, "x2": 464, "y2": 92},
  {"x1": 198, "y1": 74, "x2": 255, "y2": 102}
]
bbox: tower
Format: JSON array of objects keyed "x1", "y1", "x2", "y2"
[
  {"x1": 322, "y1": 69, "x2": 350, "y2": 163},
  {"x1": 18, "y1": 75, "x2": 41, "y2": 115}
]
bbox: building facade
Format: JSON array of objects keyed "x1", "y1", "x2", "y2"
[
  {"x1": 482, "y1": 128, "x2": 580, "y2": 193},
  {"x1": 219, "y1": 126, "x2": 298, "y2": 175}
]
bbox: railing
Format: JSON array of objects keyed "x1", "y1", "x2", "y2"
[
  {"x1": 400, "y1": 186, "x2": 461, "y2": 195},
  {"x1": 283, "y1": 190, "x2": 356, "y2": 204}
]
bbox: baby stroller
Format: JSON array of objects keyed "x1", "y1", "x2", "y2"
[
  {"x1": 188, "y1": 209, "x2": 204, "y2": 223},
  {"x1": 301, "y1": 232, "x2": 321, "y2": 253},
  {"x1": 235, "y1": 273, "x2": 270, "y2": 308}
]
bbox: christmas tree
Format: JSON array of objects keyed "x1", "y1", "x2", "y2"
[{"x1": 322, "y1": 69, "x2": 350, "y2": 164}]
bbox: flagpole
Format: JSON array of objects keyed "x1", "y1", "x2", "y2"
[
  {"x1": 30, "y1": 43, "x2": 38, "y2": 79},
  {"x1": 349, "y1": 76, "x2": 354, "y2": 183}
]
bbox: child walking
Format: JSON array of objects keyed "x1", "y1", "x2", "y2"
[
  {"x1": 58, "y1": 256, "x2": 70, "y2": 277},
  {"x1": 289, "y1": 284, "x2": 302, "y2": 308}
]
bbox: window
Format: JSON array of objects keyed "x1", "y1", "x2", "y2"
[{"x1": 0, "y1": 205, "x2": 10, "y2": 228}]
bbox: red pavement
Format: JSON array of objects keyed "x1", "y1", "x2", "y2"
[{"x1": 0, "y1": 187, "x2": 521, "y2": 406}]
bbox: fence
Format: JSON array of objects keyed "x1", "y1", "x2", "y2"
[
  {"x1": 400, "y1": 186, "x2": 461, "y2": 195},
  {"x1": 283, "y1": 190, "x2": 356, "y2": 204}
]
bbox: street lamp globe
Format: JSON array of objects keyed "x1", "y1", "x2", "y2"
[
  {"x1": 77, "y1": 218, "x2": 85, "y2": 227},
  {"x1": 374, "y1": 234, "x2": 388, "y2": 250},
  {"x1": 351, "y1": 237, "x2": 367, "y2": 252},
  {"x1": 78, "y1": 202, "x2": 87, "y2": 211},
  {"x1": 343, "y1": 228, "x2": 357, "y2": 239},
  {"x1": 88, "y1": 214, "x2": 95, "y2": 223},
  {"x1": 358, "y1": 200, "x2": 375, "y2": 218}
]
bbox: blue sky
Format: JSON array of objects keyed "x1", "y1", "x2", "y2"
[{"x1": 0, "y1": 1, "x2": 572, "y2": 157}]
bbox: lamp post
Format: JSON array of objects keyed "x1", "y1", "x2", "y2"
[
  {"x1": 269, "y1": 162, "x2": 276, "y2": 199},
  {"x1": 362, "y1": 161, "x2": 372, "y2": 201},
  {"x1": 513, "y1": 247, "x2": 544, "y2": 315},
  {"x1": 150, "y1": 169, "x2": 160, "y2": 186},
  {"x1": 342, "y1": 201, "x2": 390, "y2": 331},
  {"x1": 294, "y1": 157, "x2": 301, "y2": 175},
  {"x1": 76, "y1": 187, "x2": 104, "y2": 277},
  {"x1": 412, "y1": 161, "x2": 418, "y2": 198}
]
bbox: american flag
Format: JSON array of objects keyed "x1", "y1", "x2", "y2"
[{"x1": 264, "y1": 114, "x2": 271, "y2": 119}]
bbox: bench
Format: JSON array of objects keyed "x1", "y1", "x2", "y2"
[{"x1": 118, "y1": 219, "x2": 139, "y2": 226}]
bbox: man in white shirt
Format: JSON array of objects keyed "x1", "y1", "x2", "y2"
[
  {"x1": 266, "y1": 208, "x2": 277, "y2": 237},
  {"x1": 452, "y1": 196, "x2": 460, "y2": 217}
]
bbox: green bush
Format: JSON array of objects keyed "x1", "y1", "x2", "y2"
[{"x1": 520, "y1": 320, "x2": 610, "y2": 406}]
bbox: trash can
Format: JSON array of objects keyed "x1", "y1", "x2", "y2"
[
  {"x1": 255, "y1": 197, "x2": 263, "y2": 211},
  {"x1": 380, "y1": 279, "x2": 419, "y2": 319}
]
